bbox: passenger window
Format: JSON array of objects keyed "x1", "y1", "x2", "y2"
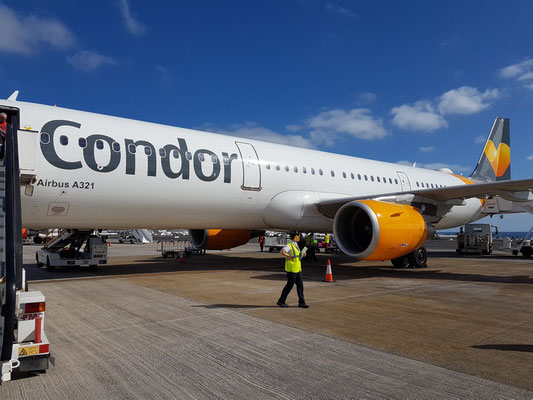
[
  {"x1": 40, "y1": 132, "x2": 50, "y2": 144},
  {"x1": 285, "y1": 165, "x2": 289, "y2": 172},
  {"x1": 144, "y1": 146, "x2": 152, "y2": 156},
  {"x1": 319, "y1": 169, "x2": 323, "y2": 176},
  {"x1": 342, "y1": 172, "x2": 346, "y2": 178},
  {"x1": 186, "y1": 152, "x2": 192, "y2": 160},
  {"x1": 302, "y1": 167, "x2": 307, "y2": 174},
  {"x1": 223, "y1": 155, "x2": 229, "y2": 165},
  {"x1": 128, "y1": 143, "x2": 136, "y2": 154},
  {"x1": 96, "y1": 140, "x2": 104, "y2": 150},
  {"x1": 211, "y1": 154, "x2": 218, "y2": 163},
  {"x1": 198, "y1": 153, "x2": 205, "y2": 162},
  {"x1": 78, "y1": 138, "x2": 87, "y2": 148},
  {"x1": 350, "y1": 173, "x2": 354, "y2": 179},
  {"x1": 395, "y1": 179, "x2": 398, "y2": 184},
  {"x1": 358, "y1": 174, "x2": 361, "y2": 180},
  {"x1": 331, "y1": 170, "x2": 335, "y2": 177},
  {"x1": 294, "y1": 166, "x2": 298, "y2": 173},
  {"x1": 364, "y1": 175, "x2": 368, "y2": 181},
  {"x1": 416, "y1": 182, "x2": 419, "y2": 187},
  {"x1": 173, "y1": 150, "x2": 179, "y2": 158},
  {"x1": 377, "y1": 177, "x2": 380, "y2": 182},
  {"x1": 60, "y1": 135, "x2": 68, "y2": 145},
  {"x1": 311, "y1": 168, "x2": 315, "y2": 175},
  {"x1": 389, "y1": 178, "x2": 392, "y2": 184},
  {"x1": 159, "y1": 148, "x2": 166, "y2": 157},
  {"x1": 266, "y1": 163, "x2": 271, "y2": 170},
  {"x1": 370, "y1": 176, "x2": 374, "y2": 182},
  {"x1": 112, "y1": 142, "x2": 120, "y2": 152},
  {"x1": 275, "y1": 164, "x2": 280, "y2": 171},
  {"x1": 383, "y1": 177, "x2": 386, "y2": 183}
]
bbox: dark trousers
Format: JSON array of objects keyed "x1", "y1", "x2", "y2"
[{"x1": 278, "y1": 271, "x2": 305, "y2": 304}]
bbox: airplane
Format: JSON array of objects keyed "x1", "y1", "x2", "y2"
[{"x1": 1, "y1": 91, "x2": 532, "y2": 268}]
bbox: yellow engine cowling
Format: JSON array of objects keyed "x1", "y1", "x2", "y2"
[
  {"x1": 333, "y1": 200, "x2": 427, "y2": 261},
  {"x1": 190, "y1": 229, "x2": 253, "y2": 250}
]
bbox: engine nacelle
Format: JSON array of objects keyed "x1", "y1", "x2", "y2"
[
  {"x1": 333, "y1": 200, "x2": 427, "y2": 261},
  {"x1": 190, "y1": 229, "x2": 253, "y2": 250}
]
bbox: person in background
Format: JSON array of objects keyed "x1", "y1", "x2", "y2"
[
  {"x1": 305, "y1": 233, "x2": 317, "y2": 261},
  {"x1": 259, "y1": 235, "x2": 265, "y2": 252},
  {"x1": 277, "y1": 232, "x2": 309, "y2": 308}
]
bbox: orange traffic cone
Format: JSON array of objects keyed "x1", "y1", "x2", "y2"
[
  {"x1": 108, "y1": 241, "x2": 111, "y2": 247},
  {"x1": 179, "y1": 250, "x2": 184, "y2": 263},
  {"x1": 323, "y1": 259, "x2": 334, "y2": 282}
]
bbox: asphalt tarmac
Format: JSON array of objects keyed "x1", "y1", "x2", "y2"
[{"x1": 2, "y1": 240, "x2": 531, "y2": 399}]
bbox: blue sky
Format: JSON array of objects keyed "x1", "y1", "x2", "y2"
[{"x1": 3, "y1": 0, "x2": 533, "y2": 230}]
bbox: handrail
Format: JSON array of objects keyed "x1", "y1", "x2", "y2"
[{"x1": 1, "y1": 117, "x2": 18, "y2": 362}]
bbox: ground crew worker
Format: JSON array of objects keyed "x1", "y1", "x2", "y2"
[
  {"x1": 305, "y1": 232, "x2": 317, "y2": 261},
  {"x1": 259, "y1": 235, "x2": 265, "y2": 252},
  {"x1": 325, "y1": 234, "x2": 330, "y2": 250},
  {"x1": 277, "y1": 232, "x2": 309, "y2": 308}
]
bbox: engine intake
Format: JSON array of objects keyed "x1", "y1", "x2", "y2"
[
  {"x1": 333, "y1": 200, "x2": 427, "y2": 261},
  {"x1": 190, "y1": 229, "x2": 254, "y2": 250}
]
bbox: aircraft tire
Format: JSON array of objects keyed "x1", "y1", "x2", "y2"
[
  {"x1": 408, "y1": 247, "x2": 427, "y2": 268},
  {"x1": 391, "y1": 256, "x2": 409, "y2": 268}
]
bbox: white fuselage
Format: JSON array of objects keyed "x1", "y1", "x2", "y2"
[{"x1": 5, "y1": 100, "x2": 482, "y2": 231}]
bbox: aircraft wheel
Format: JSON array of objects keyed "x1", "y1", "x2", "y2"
[
  {"x1": 522, "y1": 247, "x2": 532, "y2": 258},
  {"x1": 89, "y1": 264, "x2": 98, "y2": 271},
  {"x1": 408, "y1": 247, "x2": 428, "y2": 268},
  {"x1": 391, "y1": 256, "x2": 409, "y2": 268}
]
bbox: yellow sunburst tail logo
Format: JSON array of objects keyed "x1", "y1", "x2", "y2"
[{"x1": 470, "y1": 118, "x2": 511, "y2": 182}]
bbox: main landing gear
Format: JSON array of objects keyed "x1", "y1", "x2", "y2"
[{"x1": 391, "y1": 247, "x2": 427, "y2": 268}]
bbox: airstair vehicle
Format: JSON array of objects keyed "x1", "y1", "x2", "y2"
[{"x1": 1, "y1": 112, "x2": 51, "y2": 383}]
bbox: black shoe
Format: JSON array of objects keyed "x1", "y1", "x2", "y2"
[
  {"x1": 298, "y1": 303, "x2": 309, "y2": 308},
  {"x1": 277, "y1": 301, "x2": 288, "y2": 307}
]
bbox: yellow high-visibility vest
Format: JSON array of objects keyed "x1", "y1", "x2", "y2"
[{"x1": 284, "y1": 242, "x2": 301, "y2": 273}]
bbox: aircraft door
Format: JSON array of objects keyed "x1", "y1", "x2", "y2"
[
  {"x1": 235, "y1": 142, "x2": 261, "y2": 190},
  {"x1": 396, "y1": 171, "x2": 411, "y2": 191}
]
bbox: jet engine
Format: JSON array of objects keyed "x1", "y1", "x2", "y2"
[
  {"x1": 333, "y1": 200, "x2": 427, "y2": 261},
  {"x1": 190, "y1": 229, "x2": 254, "y2": 250}
]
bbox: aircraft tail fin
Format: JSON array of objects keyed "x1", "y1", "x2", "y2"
[{"x1": 470, "y1": 117, "x2": 510, "y2": 182}]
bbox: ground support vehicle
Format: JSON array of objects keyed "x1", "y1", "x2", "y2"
[
  {"x1": 157, "y1": 239, "x2": 203, "y2": 258},
  {"x1": 36, "y1": 230, "x2": 107, "y2": 271},
  {"x1": 457, "y1": 224, "x2": 494, "y2": 255},
  {"x1": 508, "y1": 226, "x2": 533, "y2": 258},
  {"x1": 265, "y1": 235, "x2": 288, "y2": 252},
  {"x1": 1, "y1": 117, "x2": 50, "y2": 383}
]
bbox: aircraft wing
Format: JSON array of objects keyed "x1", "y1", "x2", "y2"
[{"x1": 316, "y1": 178, "x2": 533, "y2": 218}]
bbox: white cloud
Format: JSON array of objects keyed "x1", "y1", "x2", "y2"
[
  {"x1": 118, "y1": 0, "x2": 146, "y2": 36},
  {"x1": 285, "y1": 124, "x2": 302, "y2": 132},
  {"x1": 527, "y1": 155, "x2": 533, "y2": 160},
  {"x1": 67, "y1": 50, "x2": 117, "y2": 72},
  {"x1": 475, "y1": 135, "x2": 486, "y2": 144},
  {"x1": 419, "y1": 146, "x2": 434, "y2": 153},
  {"x1": 0, "y1": 4, "x2": 75, "y2": 55},
  {"x1": 156, "y1": 65, "x2": 175, "y2": 83},
  {"x1": 500, "y1": 59, "x2": 533, "y2": 78},
  {"x1": 358, "y1": 92, "x2": 376, "y2": 104},
  {"x1": 438, "y1": 86, "x2": 499, "y2": 115},
  {"x1": 390, "y1": 101, "x2": 447, "y2": 132},
  {"x1": 500, "y1": 59, "x2": 533, "y2": 90},
  {"x1": 308, "y1": 108, "x2": 387, "y2": 141},
  {"x1": 201, "y1": 122, "x2": 316, "y2": 149},
  {"x1": 396, "y1": 160, "x2": 470, "y2": 173},
  {"x1": 325, "y1": 2, "x2": 356, "y2": 18}
]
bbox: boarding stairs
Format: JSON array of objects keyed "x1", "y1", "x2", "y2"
[{"x1": 0, "y1": 117, "x2": 50, "y2": 383}]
